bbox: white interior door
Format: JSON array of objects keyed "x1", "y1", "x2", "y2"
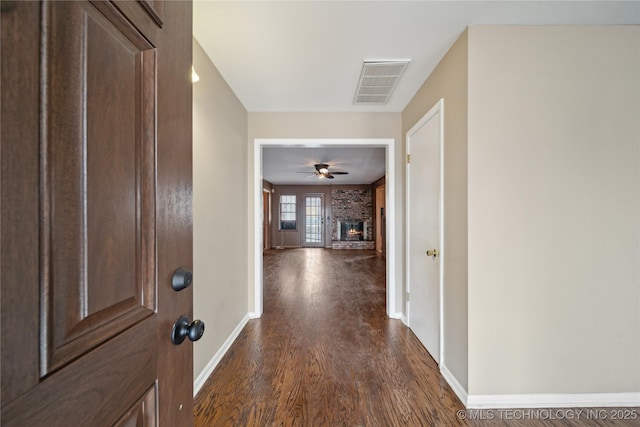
[
  {"x1": 406, "y1": 99, "x2": 443, "y2": 364},
  {"x1": 303, "y1": 194, "x2": 324, "y2": 247}
]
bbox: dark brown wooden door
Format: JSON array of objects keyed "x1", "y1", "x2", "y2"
[{"x1": 1, "y1": 1, "x2": 194, "y2": 425}]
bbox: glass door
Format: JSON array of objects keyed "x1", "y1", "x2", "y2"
[{"x1": 303, "y1": 194, "x2": 324, "y2": 247}]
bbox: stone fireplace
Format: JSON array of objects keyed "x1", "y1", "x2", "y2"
[{"x1": 331, "y1": 188, "x2": 375, "y2": 250}]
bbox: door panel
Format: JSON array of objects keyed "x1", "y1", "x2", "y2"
[
  {"x1": 303, "y1": 194, "x2": 324, "y2": 247},
  {"x1": 43, "y1": 0, "x2": 157, "y2": 375},
  {"x1": 1, "y1": 1, "x2": 194, "y2": 425},
  {"x1": 3, "y1": 318, "x2": 157, "y2": 426},
  {"x1": 115, "y1": 384, "x2": 158, "y2": 427},
  {"x1": 407, "y1": 100, "x2": 443, "y2": 364},
  {"x1": 118, "y1": 0, "x2": 164, "y2": 28}
]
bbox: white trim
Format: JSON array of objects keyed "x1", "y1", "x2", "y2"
[
  {"x1": 193, "y1": 314, "x2": 250, "y2": 397},
  {"x1": 437, "y1": 101, "x2": 445, "y2": 367},
  {"x1": 253, "y1": 138, "x2": 397, "y2": 318},
  {"x1": 253, "y1": 142, "x2": 264, "y2": 316},
  {"x1": 467, "y1": 392, "x2": 640, "y2": 409},
  {"x1": 262, "y1": 188, "x2": 271, "y2": 251},
  {"x1": 441, "y1": 363, "x2": 468, "y2": 407},
  {"x1": 405, "y1": 99, "x2": 445, "y2": 365}
]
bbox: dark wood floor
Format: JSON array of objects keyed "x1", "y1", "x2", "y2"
[{"x1": 194, "y1": 249, "x2": 638, "y2": 426}]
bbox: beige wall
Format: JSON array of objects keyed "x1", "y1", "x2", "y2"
[
  {"x1": 467, "y1": 26, "x2": 640, "y2": 395},
  {"x1": 402, "y1": 30, "x2": 469, "y2": 391},
  {"x1": 249, "y1": 112, "x2": 402, "y2": 140},
  {"x1": 248, "y1": 113, "x2": 403, "y2": 313},
  {"x1": 193, "y1": 38, "x2": 248, "y2": 381}
]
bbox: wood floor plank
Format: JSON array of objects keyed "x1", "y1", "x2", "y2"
[{"x1": 194, "y1": 249, "x2": 638, "y2": 426}]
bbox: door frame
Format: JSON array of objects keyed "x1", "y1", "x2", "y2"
[
  {"x1": 252, "y1": 138, "x2": 396, "y2": 318},
  {"x1": 375, "y1": 184, "x2": 385, "y2": 254},
  {"x1": 302, "y1": 193, "x2": 325, "y2": 248},
  {"x1": 262, "y1": 189, "x2": 271, "y2": 250},
  {"x1": 405, "y1": 98, "x2": 444, "y2": 365}
]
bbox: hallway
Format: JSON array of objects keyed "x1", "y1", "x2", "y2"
[
  {"x1": 193, "y1": 249, "x2": 634, "y2": 426},
  {"x1": 194, "y1": 248, "x2": 463, "y2": 425}
]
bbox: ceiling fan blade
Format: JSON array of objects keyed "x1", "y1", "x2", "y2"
[
  {"x1": 326, "y1": 174, "x2": 335, "y2": 179},
  {"x1": 330, "y1": 171, "x2": 349, "y2": 175}
]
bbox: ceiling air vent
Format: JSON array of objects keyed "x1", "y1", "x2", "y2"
[{"x1": 353, "y1": 60, "x2": 410, "y2": 105}]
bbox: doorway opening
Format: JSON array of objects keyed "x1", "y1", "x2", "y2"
[{"x1": 252, "y1": 138, "x2": 397, "y2": 318}]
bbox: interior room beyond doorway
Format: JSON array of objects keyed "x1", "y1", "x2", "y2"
[{"x1": 253, "y1": 138, "x2": 397, "y2": 318}]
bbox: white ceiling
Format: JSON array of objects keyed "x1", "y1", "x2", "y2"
[
  {"x1": 193, "y1": 1, "x2": 639, "y2": 185},
  {"x1": 194, "y1": 1, "x2": 639, "y2": 113},
  {"x1": 262, "y1": 146, "x2": 386, "y2": 185}
]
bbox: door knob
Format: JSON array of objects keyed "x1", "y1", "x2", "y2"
[
  {"x1": 171, "y1": 316, "x2": 205, "y2": 345},
  {"x1": 426, "y1": 249, "x2": 439, "y2": 258},
  {"x1": 172, "y1": 267, "x2": 192, "y2": 291}
]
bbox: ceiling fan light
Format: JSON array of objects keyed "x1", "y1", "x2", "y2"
[{"x1": 319, "y1": 167, "x2": 329, "y2": 174}]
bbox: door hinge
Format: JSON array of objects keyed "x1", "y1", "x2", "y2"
[
  {"x1": 407, "y1": 154, "x2": 410, "y2": 163},
  {"x1": 406, "y1": 292, "x2": 410, "y2": 302}
]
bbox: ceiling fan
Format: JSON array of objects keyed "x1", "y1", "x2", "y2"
[{"x1": 297, "y1": 163, "x2": 349, "y2": 179}]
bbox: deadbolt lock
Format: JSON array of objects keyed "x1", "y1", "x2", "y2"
[{"x1": 172, "y1": 267, "x2": 193, "y2": 291}]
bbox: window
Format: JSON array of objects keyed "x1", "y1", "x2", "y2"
[{"x1": 279, "y1": 195, "x2": 296, "y2": 230}]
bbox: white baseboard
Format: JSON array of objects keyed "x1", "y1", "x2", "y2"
[
  {"x1": 441, "y1": 363, "x2": 469, "y2": 406},
  {"x1": 435, "y1": 366, "x2": 640, "y2": 410},
  {"x1": 193, "y1": 313, "x2": 250, "y2": 397},
  {"x1": 248, "y1": 312, "x2": 261, "y2": 319},
  {"x1": 400, "y1": 314, "x2": 407, "y2": 325},
  {"x1": 467, "y1": 392, "x2": 640, "y2": 409}
]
